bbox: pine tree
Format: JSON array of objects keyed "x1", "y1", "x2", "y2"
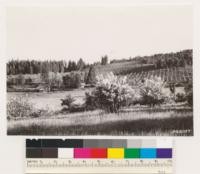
[
  {"x1": 101, "y1": 55, "x2": 108, "y2": 65},
  {"x1": 86, "y1": 66, "x2": 96, "y2": 84},
  {"x1": 77, "y1": 58, "x2": 85, "y2": 70}
]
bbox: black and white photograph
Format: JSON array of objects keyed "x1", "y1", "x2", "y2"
[{"x1": 6, "y1": 4, "x2": 193, "y2": 136}]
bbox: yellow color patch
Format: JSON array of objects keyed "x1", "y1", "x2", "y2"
[{"x1": 107, "y1": 148, "x2": 124, "y2": 158}]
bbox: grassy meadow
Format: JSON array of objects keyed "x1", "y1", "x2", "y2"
[{"x1": 7, "y1": 90, "x2": 193, "y2": 136}]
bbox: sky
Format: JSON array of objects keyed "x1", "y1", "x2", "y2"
[{"x1": 6, "y1": 5, "x2": 193, "y2": 63}]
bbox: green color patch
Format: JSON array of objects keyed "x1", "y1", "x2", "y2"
[{"x1": 124, "y1": 148, "x2": 140, "y2": 158}]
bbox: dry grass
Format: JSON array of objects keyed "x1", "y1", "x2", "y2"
[{"x1": 7, "y1": 108, "x2": 193, "y2": 136}]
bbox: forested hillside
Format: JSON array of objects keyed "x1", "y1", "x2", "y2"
[{"x1": 7, "y1": 49, "x2": 192, "y2": 75}]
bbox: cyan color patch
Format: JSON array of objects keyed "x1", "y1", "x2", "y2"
[{"x1": 140, "y1": 148, "x2": 156, "y2": 158}]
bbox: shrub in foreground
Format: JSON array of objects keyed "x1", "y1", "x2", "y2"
[
  {"x1": 61, "y1": 95, "x2": 75, "y2": 109},
  {"x1": 61, "y1": 95, "x2": 85, "y2": 113},
  {"x1": 7, "y1": 96, "x2": 34, "y2": 119}
]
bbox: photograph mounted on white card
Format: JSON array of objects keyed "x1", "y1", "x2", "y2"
[{"x1": 6, "y1": 4, "x2": 193, "y2": 136}]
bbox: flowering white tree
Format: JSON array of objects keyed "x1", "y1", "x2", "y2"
[
  {"x1": 91, "y1": 72, "x2": 135, "y2": 113},
  {"x1": 139, "y1": 76, "x2": 166, "y2": 106}
]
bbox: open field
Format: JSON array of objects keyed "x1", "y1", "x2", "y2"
[
  {"x1": 7, "y1": 89, "x2": 90, "y2": 111},
  {"x1": 7, "y1": 106, "x2": 193, "y2": 136}
]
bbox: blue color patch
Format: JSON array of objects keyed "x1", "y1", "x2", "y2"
[{"x1": 140, "y1": 148, "x2": 156, "y2": 158}]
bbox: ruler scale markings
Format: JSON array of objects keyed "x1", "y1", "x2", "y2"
[{"x1": 26, "y1": 159, "x2": 173, "y2": 174}]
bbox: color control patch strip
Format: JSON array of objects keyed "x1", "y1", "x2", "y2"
[{"x1": 26, "y1": 139, "x2": 172, "y2": 159}]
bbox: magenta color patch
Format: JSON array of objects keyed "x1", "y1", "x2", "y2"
[{"x1": 74, "y1": 148, "x2": 91, "y2": 158}]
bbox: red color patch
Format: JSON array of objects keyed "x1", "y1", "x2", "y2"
[{"x1": 91, "y1": 148, "x2": 107, "y2": 158}]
